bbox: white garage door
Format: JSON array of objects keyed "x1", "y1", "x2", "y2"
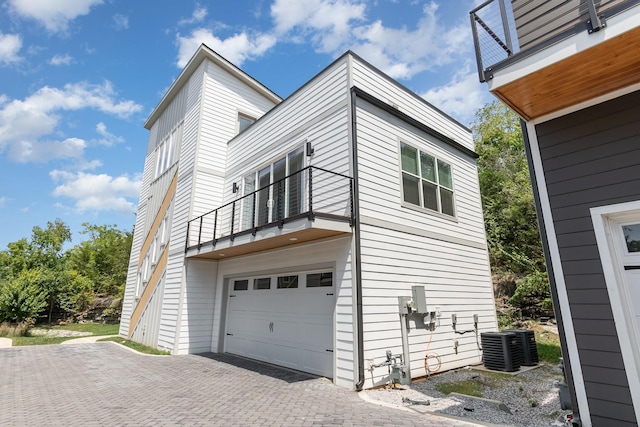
[{"x1": 225, "y1": 271, "x2": 334, "y2": 377}]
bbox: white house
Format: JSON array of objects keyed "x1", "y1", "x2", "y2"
[{"x1": 120, "y1": 44, "x2": 498, "y2": 390}]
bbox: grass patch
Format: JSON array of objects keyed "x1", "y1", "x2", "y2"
[
  {"x1": 11, "y1": 336, "x2": 76, "y2": 346},
  {"x1": 435, "y1": 380, "x2": 483, "y2": 397},
  {"x1": 530, "y1": 324, "x2": 562, "y2": 364},
  {"x1": 99, "y1": 337, "x2": 170, "y2": 355},
  {"x1": 49, "y1": 323, "x2": 119, "y2": 336}
]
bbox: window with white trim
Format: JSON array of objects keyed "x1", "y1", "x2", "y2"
[
  {"x1": 400, "y1": 142, "x2": 455, "y2": 217},
  {"x1": 155, "y1": 124, "x2": 181, "y2": 178},
  {"x1": 238, "y1": 113, "x2": 255, "y2": 134}
]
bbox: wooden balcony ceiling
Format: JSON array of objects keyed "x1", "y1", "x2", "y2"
[
  {"x1": 189, "y1": 224, "x2": 350, "y2": 260},
  {"x1": 492, "y1": 25, "x2": 640, "y2": 121}
]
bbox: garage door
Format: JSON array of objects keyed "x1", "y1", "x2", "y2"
[{"x1": 225, "y1": 271, "x2": 334, "y2": 377}]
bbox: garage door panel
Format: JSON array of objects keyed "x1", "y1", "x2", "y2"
[{"x1": 225, "y1": 272, "x2": 335, "y2": 378}]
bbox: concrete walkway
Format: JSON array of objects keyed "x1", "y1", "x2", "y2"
[
  {"x1": 0, "y1": 343, "x2": 483, "y2": 427},
  {"x1": 60, "y1": 334, "x2": 118, "y2": 344},
  {"x1": 0, "y1": 337, "x2": 11, "y2": 348}
]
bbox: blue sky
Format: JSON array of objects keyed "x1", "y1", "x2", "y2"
[{"x1": 0, "y1": 0, "x2": 490, "y2": 249}]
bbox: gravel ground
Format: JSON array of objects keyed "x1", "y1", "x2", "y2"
[
  {"x1": 29, "y1": 328, "x2": 92, "y2": 337},
  {"x1": 363, "y1": 364, "x2": 571, "y2": 427}
]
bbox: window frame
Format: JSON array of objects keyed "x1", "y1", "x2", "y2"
[
  {"x1": 237, "y1": 113, "x2": 256, "y2": 134},
  {"x1": 399, "y1": 141, "x2": 457, "y2": 219}
]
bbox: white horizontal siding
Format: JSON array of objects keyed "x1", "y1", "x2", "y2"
[
  {"x1": 358, "y1": 221, "x2": 497, "y2": 388},
  {"x1": 355, "y1": 99, "x2": 486, "y2": 245},
  {"x1": 176, "y1": 259, "x2": 218, "y2": 354},
  {"x1": 214, "y1": 236, "x2": 354, "y2": 388},
  {"x1": 225, "y1": 58, "x2": 350, "y2": 178},
  {"x1": 351, "y1": 56, "x2": 473, "y2": 150}
]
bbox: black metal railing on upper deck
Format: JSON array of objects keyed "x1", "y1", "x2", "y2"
[
  {"x1": 471, "y1": 0, "x2": 636, "y2": 82},
  {"x1": 185, "y1": 166, "x2": 354, "y2": 252}
]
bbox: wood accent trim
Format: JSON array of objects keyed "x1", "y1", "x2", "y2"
[
  {"x1": 138, "y1": 170, "x2": 179, "y2": 266},
  {"x1": 493, "y1": 25, "x2": 640, "y2": 120},
  {"x1": 128, "y1": 244, "x2": 169, "y2": 337}
]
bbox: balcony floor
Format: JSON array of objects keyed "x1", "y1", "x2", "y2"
[{"x1": 186, "y1": 215, "x2": 352, "y2": 260}]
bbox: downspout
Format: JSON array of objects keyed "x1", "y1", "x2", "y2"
[
  {"x1": 521, "y1": 120, "x2": 580, "y2": 418},
  {"x1": 350, "y1": 86, "x2": 365, "y2": 391}
]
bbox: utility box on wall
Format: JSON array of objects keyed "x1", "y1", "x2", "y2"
[{"x1": 411, "y1": 285, "x2": 428, "y2": 314}]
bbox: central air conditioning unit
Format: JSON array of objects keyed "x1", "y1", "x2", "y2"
[
  {"x1": 503, "y1": 328, "x2": 539, "y2": 366},
  {"x1": 481, "y1": 331, "x2": 522, "y2": 372}
]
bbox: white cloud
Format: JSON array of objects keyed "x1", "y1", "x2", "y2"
[
  {"x1": 271, "y1": 0, "x2": 365, "y2": 52},
  {"x1": 113, "y1": 14, "x2": 129, "y2": 30},
  {"x1": 9, "y1": 137, "x2": 86, "y2": 163},
  {"x1": 176, "y1": 28, "x2": 276, "y2": 68},
  {"x1": 179, "y1": 6, "x2": 208, "y2": 26},
  {"x1": 421, "y1": 62, "x2": 490, "y2": 125},
  {"x1": 7, "y1": 0, "x2": 104, "y2": 33},
  {"x1": 49, "y1": 54, "x2": 73, "y2": 66},
  {"x1": 0, "y1": 32, "x2": 23, "y2": 65},
  {"x1": 0, "y1": 81, "x2": 142, "y2": 162},
  {"x1": 50, "y1": 170, "x2": 141, "y2": 214},
  {"x1": 95, "y1": 122, "x2": 124, "y2": 146},
  {"x1": 0, "y1": 196, "x2": 7, "y2": 208}
]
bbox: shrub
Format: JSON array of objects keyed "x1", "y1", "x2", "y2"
[
  {"x1": 510, "y1": 271, "x2": 552, "y2": 318},
  {"x1": 0, "y1": 272, "x2": 48, "y2": 322},
  {"x1": 0, "y1": 319, "x2": 35, "y2": 337}
]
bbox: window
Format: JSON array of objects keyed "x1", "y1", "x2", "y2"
[
  {"x1": 277, "y1": 275, "x2": 298, "y2": 289},
  {"x1": 254, "y1": 277, "x2": 271, "y2": 290},
  {"x1": 155, "y1": 124, "x2": 181, "y2": 178},
  {"x1": 238, "y1": 114, "x2": 255, "y2": 133},
  {"x1": 307, "y1": 272, "x2": 333, "y2": 288},
  {"x1": 623, "y1": 224, "x2": 640, "y2": 253},
  {"x1": 233, "y1": 280, "x2": 249, "y2": 291},
  {"x1": 400, "y1": 142, "x2": 455, "y2": 217}
]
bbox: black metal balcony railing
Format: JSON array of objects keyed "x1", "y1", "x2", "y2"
[
  {"x1": 471, "y1": 0, "x2": 634, "y2": 82},
  {"x1": 185, "y1": 166, "x2": 354, "y2": 252}
]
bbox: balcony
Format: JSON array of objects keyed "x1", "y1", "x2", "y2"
[
  {"x1": 471, "y1": 0, "x2": 640, "y2": 120},
  {"x1": 185, "y1": 166, "x2": 354, "y2": 259}
]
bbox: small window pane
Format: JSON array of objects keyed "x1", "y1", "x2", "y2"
[
  {"x1": 307, "y1": 272, "x2": 333, "y2": 287},
  {"x1": 254, "y1": 278, "x2": 271, "y2": 290},
  {"x1": 233, "y1": 280, "x2": 248, "y2": 291},
  {"x1": 402, "y1": 173, "x2": 420, "y2": 206},
  {"x1": 238, "y1": 115, "x2": 255, "y2": 133},
  {"x1": 437, "y1": 160, "x2": 453, "y2": 189},
  {"x1": 420, "y1": 152, "x2": 436, "y2": 182},
  {"x1": 277, "y1": 275, "x2": 298, "y2": 289},
  {"x1": 441, "y1": 188, "x2": 455, "y2": 216},
  {"x1": 400, "y1": 143, "x2": 418, "y2": 175},
  {"x1": 623, "y1": 224, "x2": 640, "y2": 253},
  {"x1": 422, "y1": 181, "x2": 438, "y2": 211}
]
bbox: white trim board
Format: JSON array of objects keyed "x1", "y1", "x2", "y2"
[
  {"x1": 525, "y1": 121, "x2": 592, "y2": 426},
  {"x1": 590, "y1": 201, "x2": 640, "y2": 424}
]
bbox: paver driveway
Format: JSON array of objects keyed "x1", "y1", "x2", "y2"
[{"x1": 0, "y1": 343, "x2": 480, "y2": 426}]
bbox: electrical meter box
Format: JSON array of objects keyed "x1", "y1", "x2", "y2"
[{"x1": 411, "y1": 285, "x2": 428, "y2": 314}]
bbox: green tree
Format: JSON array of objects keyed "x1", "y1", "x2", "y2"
[
  {"x1": 471, "y1": 101, "x2": 550, "y2": 317},
  {"x1": 0, "y1": 270, "x2": 48, "y2": 322},
  {"x1": 471, "y1": 101, "x2": 545, "y2": 276},
  {"x1": 67, "y1": 223, "x2": 133, "y2": 297}
]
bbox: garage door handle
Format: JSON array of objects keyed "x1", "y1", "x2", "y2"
[
  {"x1": 227, "y1": 333, "x2": 233, "y2": 336},
  {"x1": 326, "y1": 349, "x2": 333, "y2": 352},
  {"x1": 326, "y1": 293, "x2": 333, "y2": 296},
  {"x1": 269, "y1": 322, "x2": 274, "y2": 332}
]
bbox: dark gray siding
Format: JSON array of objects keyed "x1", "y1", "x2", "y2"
[
  {"x1": 536, "y1": 90, "x2": 640, "y2": 426},
  {"x1": 511, "y1": 0, "x2": 627, "y2": 50}
]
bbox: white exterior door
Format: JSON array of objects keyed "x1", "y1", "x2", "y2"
[
  {"x1": 225, "y1": 271, "x2": 334, "y2": 378},
  {"x1": 620, "y1": 221, "x2": 640, "y2": 339}
]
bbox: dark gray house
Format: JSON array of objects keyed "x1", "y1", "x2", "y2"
[{"x1": 470, "y1": 1, "x2": 640, "y2": 426}]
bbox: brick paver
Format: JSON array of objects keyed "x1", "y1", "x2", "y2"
[{"x1": 0, "y1": 343, "x2": 480, "y2": 426}]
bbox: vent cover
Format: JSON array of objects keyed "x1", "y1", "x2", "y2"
[
  {"x1": 503, "y1": 329, "x2": 539, "y2": 366},
  {"x1": 481, "y1": 331, "x2": 521, "y2": 372}
]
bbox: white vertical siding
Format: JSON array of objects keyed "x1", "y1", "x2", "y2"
[
  {"x1": 129, "y1": 274, "x2": 165, "y2": 348},
  {"x1": 175, "y1": 259, "x2": 218, "y2": 354},
  {"x1": 213, "y1": 236, "x2": 354, "y2": 388},
  {"x1": 351, "y1": 56, "x2": 473, "y2": 150}
]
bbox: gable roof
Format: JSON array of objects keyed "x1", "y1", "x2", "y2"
[{"x1": 144, "y1": 44, "x2": 282, "y2": 130}]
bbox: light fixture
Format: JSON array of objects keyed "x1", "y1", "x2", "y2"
[
  {"x1": 289, "y1": 237, "x2": 298, "y2": 241},
  {"x1": 305, "y1": 141, "x2": 314, "y2": 156},
  {"x1": 232, "y1": 182, "x2": 239, "y2": 193},
  {"x1": 218, "y1": 253, "x2": 225, "y2": 257}
]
